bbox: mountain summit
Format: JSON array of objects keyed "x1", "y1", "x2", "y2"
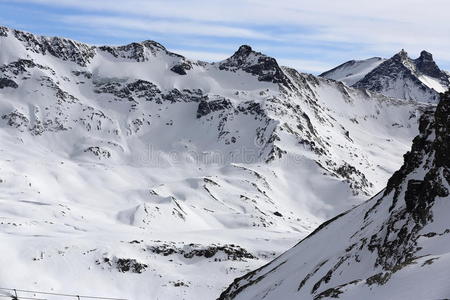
[
  {"x1": 415, "y1": 50, "x2": 448, "y2": 82},
  {"x1": 321, "y1": 50, "x2": 450, "y2": 102},
  {"x1": 219, "y1": 91, "x2": 450, "y2": 299},
  {"x1": 218, "y1": 45, "x2": 290, "y2": 85}
]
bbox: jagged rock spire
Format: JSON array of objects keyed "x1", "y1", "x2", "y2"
[
  {"x1": 415, "y1": 50, "x2": 448, "y2": 80},
  {"x1": 392, "y1": 49, "x2": 409, "y2": 61}
]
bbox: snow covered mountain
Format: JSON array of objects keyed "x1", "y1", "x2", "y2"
[
  {"x1": 321, "y1": 50, "x2": 450, "y2": 103},
  {"x1": 0, "y1": 26, "x2": 430, "y2": 299},
  {"x1": 319, "y1": 57, "x2": 386, "y2": 86},
  {"x1": 219, "y1": 90, "x2": 450, "y2": 300}
]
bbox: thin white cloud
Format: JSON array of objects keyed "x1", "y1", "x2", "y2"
[
  {"x1": 278, "y1": 58, "x2": 336, "y2": 74},
  {"x1": 13, "y1": 0, "x2": 450, "y2": 27},
  {"x1": 5, "y1": 0, "x2": 450, "y2": 71},
  {"x1": 61, "y1": 15, "x2": 273, "y2": 40},
  {"x1": 170, "y1": 49, "x2": 230, "y2": 62}
]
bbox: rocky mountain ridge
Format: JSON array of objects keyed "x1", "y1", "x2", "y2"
[{"x1": 321, "y1": 50, "x2": 450, "y2": 103}]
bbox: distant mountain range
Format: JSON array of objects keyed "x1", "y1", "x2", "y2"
[{"x1": 321, "y1": 50, "x2": 450, "y2": 102}]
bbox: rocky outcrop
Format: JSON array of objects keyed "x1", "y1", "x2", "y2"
[
  {"x1": 148, "y1": 243, "x2": 256, "y2": 261},
  {"x1": 196, "y1": 98, "x2": 233, "y2": 118},
  {"x1": 98, "y1": 257, "x2": 148, "y2": 274},
  {"x1": 99, "y1": 40, "x2": 167, "y2": 62},
  {"x1": 219, "y1": 45, "x2": 291, "y2": 86},
  {"x1": 0, "y1": 26, "x2": 8, "y2": 37},
  {"x1": 0, "y1": 78, "x2": 18, "y2": 89},
  {"x1": 170, "y1": 62, "x2": 192, "y2": 75},
  {"x1": 1, "y1": 110, "x2": 29, "y2": 130},
  {"x1": 13, "y1": 29, "x2": 96, "y2": 67},
  {"x1": 84, "y1": 146, "x2": 112, "y2": 159},
  {"x1": 415, "y1": 50, "x2": 449, "y2": 83}
]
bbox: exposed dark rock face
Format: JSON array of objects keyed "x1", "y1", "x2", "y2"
[
  {"x1": 415, "y1": 51, "x2": 449, "y2": 83},
  {"x1": 335, "y1": 163, "x2": 373, "y2": 196},
  {"x1": 99, "y1": 40, "x2": 180, "y2": 62},
  {"x1": 13, "y1": 29, "x2": 96, "y2": 67},
  {"x1": 5, "y1": 27, "x2": 189, "y2": 66},
  {"x1": 384, "y1": 91, "x2": 449, "y2": 221},
  {"x1": 162, "y1": 88, "x2": 204, "y2": 103},
  {"x1": 94, "y1": 79, "x2": 206, "y2": 105},
  {"x1": 94, "y1": 79, "x2": 161, "y2": 102},
  {"x1": 115, "y1": 258, "x2": 147, "y2": 273},
  {"x1": 71, "y1": 70, "x2": 92, "y2": 79},
  {"x1": 197, "y1": 98, "x2": 233, "y2": 118},
  {"x1": 84, "y1": 146, "x2": 112, "y2": 159},
  {"x1": 0, "y1": 59, "x2": 43, "y2": 77},
  {"x1": 219, "y1": 45, "x2": 291, "y2": 86},
  {"x1": 148, "y1": 243, "x2": 256, "y2": 261},
  {"x1": 0, "y1": 26, "x2": 8, "y2": 37},
  {"x1": 0, "y1": 78, "x2": 18, "y2": 89},
  {"x1": 1, "y1": 110, "x2": 29, "y2": 130},
  {"x1": 97, "y1": 257, "x2": 148, "y2": 274},
  {"x1": 171, "y1": 62, "x2": 192, "y2": 75}
]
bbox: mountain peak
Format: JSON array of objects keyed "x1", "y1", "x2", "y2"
[
  {"x1": 415, "y1": 50, "x2": 448, "y2": 81},
  {"x1": 393, "y1": 49, "x2": 409, "y2": 61},
  {"x1": 224, "y1": 44, "x2": 265, "y2": 66},
  {"x1": 346, "y1": 49, "x2": 449, "y2": 101},
  {"x1": 419, "y1": 50, "x2": 433, "y2": 60},
  {"x1": 140, "y1": 40, "x2": 168, "y2": 51},
  {"x1": 218, "y1": 45, "x2": 290, "y2": 85},
  {"x1": 235, "y1": 45, "x2": 253, "y2": 55}
]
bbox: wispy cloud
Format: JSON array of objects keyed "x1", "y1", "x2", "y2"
[
  {"x1": 61, "y1": 15, "x2": 273, "y2": 40},
  {"x1": 2, "y1": 0, "x2": 450, "y2": 72},
  {"x1": 277, "y1": 58, "x2": 336, "y2": 74},
  {"x1": 170, "y1": 49, "x2": 229, "y2": 62}
]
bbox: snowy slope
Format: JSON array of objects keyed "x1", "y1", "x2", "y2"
[
  {"x1": 319, "y1": 57, "x2": 385, "y2": 86},
  {"x1": 219, "y1": 91, "x2": 450, "y2": 300},
  {"x1": 321, "y1": 50, "x2": 450, "y2": 103},
  {"x1": 0, "y1": 26, "x2": 430, "y2": 299}
]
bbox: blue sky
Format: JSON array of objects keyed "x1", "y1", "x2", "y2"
[{"x1": 1, "y1": 0, "x2": 449, "y2": 74}]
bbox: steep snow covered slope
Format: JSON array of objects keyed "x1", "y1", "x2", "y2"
[
  {"x1": 319, "y1": 57, "x2": 385, "y2": 86},
  {"x1": 0, "y1": 26, "x2": 429, "y2": 299},
  {"x1": 219, "y1": 91, "x2": 450, "y2": 300},
  {"x1": 321, "y1": 50, "x2": 450, "y2": 103}
]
